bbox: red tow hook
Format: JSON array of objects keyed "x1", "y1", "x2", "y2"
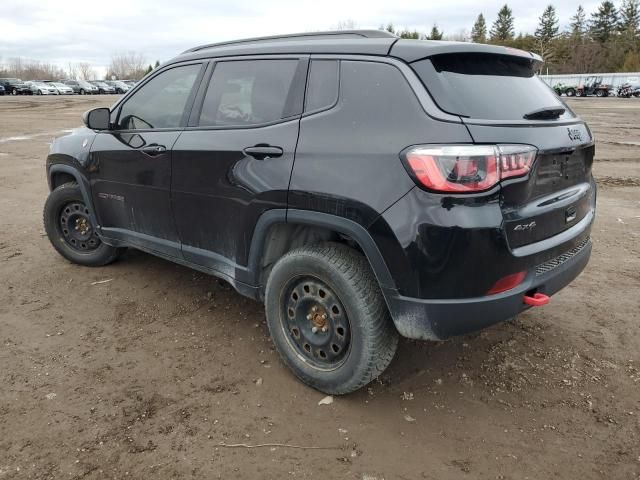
[{"x1": 523, "y1": 292, "x2": 550, "y2": 307}]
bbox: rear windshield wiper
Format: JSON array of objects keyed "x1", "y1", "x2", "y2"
[{"x1": 523, "y1": 106, "x2": 566, "y2": 120}]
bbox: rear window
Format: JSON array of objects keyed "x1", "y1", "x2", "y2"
[{"x1": 412, "y1": 53, "x2": 574, "y2": 121}]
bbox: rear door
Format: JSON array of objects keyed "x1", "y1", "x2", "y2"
[
  {"x1": 171, "y1": 56, "x2": 307, "y2": 273},
  {"x1": 411, "y1": 52, "x2": 595, "y2": 251}
]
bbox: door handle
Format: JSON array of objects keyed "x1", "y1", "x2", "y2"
[
  {"x1": 141, "y1": 144, "x2": 167, "y2": 156},
  {"x1": 243, "y1": 145, "x2": 283, "y2": 160}
]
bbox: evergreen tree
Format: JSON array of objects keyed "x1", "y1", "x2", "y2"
[
  {"x1": 535, "y1": 5, "x2": 559, "y2": 43},
  {"x1": 471, "y1": 14, "x2": 488, "y2": 43},
  {"x1": 490, "y1": 4, "x2": 515, "y2": 42},
  {"x1": 145, "y1": 64, "x2": 153, "y2": 75},
  {"x1": 399, "y1": 29, "x2": 420, "y2": 39},
  {"x1": 154, "y1": 60, "x2": 160, "y2": 68},
  {"x1": 429, "y1": 24, "x2": 443, "y2": 40},
  {"x1": 589, "y1": 1, "x2": 619, "y2": 42},
  {"x1": 570, "y1": 5, "x2": 587, "y2": 37},
  {"x1": 619, "y1": 0, "x2": 640, "y2": 37}
]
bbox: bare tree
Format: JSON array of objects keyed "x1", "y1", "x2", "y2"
[
  {"x1": 0, "y1": 57, "x2": 66, "y2": 80},
  {"x1": 107, "y1": 51, "x2": 148, "y2": 80},
  {"x1": 76, "y1": 62, "x2": 96, "y2": 81},
  {"x1": 67, "y1": 62, "x2": 78, "y2": 80},
  {"x1": 331, "y1": 19, "x2": 358, "y2": 31},
  {"x1": 445, "y1": 29, "x2": 471, "y2": 42}
]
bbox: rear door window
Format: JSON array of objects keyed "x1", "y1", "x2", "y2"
[
  {"x1": 198, "y1": 59, "x2": 301, "y2": 127},
  {"x1": 411, "y1": 53, "x2": 575, "y2": 121}
]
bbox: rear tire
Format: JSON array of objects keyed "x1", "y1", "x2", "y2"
[
  {"x1": 265, "y1": 243, "x2": 398, "y2": 394},
  {"x1": 43, "y1": 182, "x2": 125, "y2": 267},
  {"x1": 565, "y1": 88, "x2": 575, "y2": 97},
  {"x1": 596, "y1": 89, "x2": 604, "y2": 97}
]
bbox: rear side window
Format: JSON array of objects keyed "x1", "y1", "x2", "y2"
[
  {"x1": 305, "y1": 60, "x2": 339, "y2": 112},
  {"x1": 117, "y1": 64, "x2": 201, "y2": 130},
  {"x1": 412, "y1": 53, "x2": 574, "y2": 121},
  {"x1": 199, "y1": 60, "x2": 300, "y2": 127}
]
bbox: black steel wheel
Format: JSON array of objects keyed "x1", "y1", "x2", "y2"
[
  {"x1": 44, "y1": 182, "x2": 125, "y2": 266},
  {"x1": 58, "y1": 201, "x2": 100, "y2": 252},
  {"x1": 281, "y1": 276, "x2": 351, "y2": 370},
  {"x1": 265, "y1": 243, "x2": 398, "y2": 394}
]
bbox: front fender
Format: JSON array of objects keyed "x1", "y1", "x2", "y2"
[{"x1": 46, "y1": 128, "x2": 99, "y2": 228}]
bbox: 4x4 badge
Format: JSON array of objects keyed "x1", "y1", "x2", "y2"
[
  {"x1": 567, "y1": 127, "x2": 582, "y2": 142},
  {"x1": 514, "y1": 221, "x2": 537, "y2": 232}
]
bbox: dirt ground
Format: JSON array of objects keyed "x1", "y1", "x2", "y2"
[{"x1": 0, "y1": 96, "x2": 638, "y2": 480}]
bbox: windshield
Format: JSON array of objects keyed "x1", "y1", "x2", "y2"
[{"x1": 411, "y1": 53, "x2": 575, "y2": 121}]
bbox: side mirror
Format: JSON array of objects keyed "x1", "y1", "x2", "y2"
[{"x1": 83, "y1": 107, "x2": 111, "y2": 130}]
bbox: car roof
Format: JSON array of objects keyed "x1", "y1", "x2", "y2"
[{"x1": 167, "y1": 30, "x2": 542, "y2": 66}]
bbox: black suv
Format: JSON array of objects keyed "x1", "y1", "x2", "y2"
[
  {"x1": 0, "y1": 78, "x2": 31, "y2": 95},
  {"x1": 43, "y1": 31, "x2": 596, "y2": 394}
]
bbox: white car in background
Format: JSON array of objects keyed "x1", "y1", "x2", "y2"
[
  {"x1": 49, "y1": 82, "x2": 74, "y2": 95},
  {"x1": 25, "y1": 81, "x2": 58, "y2": 95}
]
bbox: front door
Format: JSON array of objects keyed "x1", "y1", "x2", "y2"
[
  {"x1": 171, "y1": 57, "x2": 307, "y2": 277},
  {"x1": 89, "y1": 63, "x2": 204, "y2": 255}
]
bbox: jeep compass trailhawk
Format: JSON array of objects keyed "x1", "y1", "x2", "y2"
[{"x1": 44, "y1": 31, "x2": 596, "y2": 394}]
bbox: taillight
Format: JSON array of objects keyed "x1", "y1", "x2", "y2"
[{"x1": 402, "y1": 144, "x2": 537, "y2": 193}]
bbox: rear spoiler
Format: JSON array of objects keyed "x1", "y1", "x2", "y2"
[{"x1": 390, "y1": 39, "x2": 543, "y2": 67}]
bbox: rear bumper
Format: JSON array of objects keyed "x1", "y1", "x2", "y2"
[{"x1": 385, "y1": 237, "x2": 592, "y2": 340}]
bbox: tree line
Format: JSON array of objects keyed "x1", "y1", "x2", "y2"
[
  {"x1": 383, "y1": 1, "x2": 640, "y2": 73},
  {"x1": 0, "y1": 53, "x2": 161, "y2": 82}
]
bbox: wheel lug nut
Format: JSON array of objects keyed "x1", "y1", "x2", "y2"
[
  {"x1": 311, "y1": 327, "x2": 318, "y2": 334},
  {"x1": 312, "y1": 306, "x2": 317, "y2": 312},
  {"x1": 306, "y1": 314, "x2": 312, "y2": 320},
  {"x1": 322, "y1": 314, "x2": 327, "y2": 320},
  {"x1": 321, "y1": 327, "x2": 328, "y2": 333}
]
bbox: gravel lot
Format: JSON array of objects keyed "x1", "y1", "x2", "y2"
[{"x1": 0, "y1": 96, "x2": 638, "y2": 479}]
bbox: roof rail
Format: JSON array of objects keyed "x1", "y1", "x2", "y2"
[{"x1": 182, "y1": 30, "x2": 397, "y2": 54}]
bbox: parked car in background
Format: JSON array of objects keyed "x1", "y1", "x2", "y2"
[
  {"x1": 121, "y1": 80, "x2": 137, "y2": 88},
  {"x1": 0, "y1": 85, "x2": 5, "y2": 96},
  {"x1": 104, "y1": 80, "x2": 130, "y2": 94},
  {"x1": 0, "y1": 78, "x2": 32, "y2": 95},
  {"x1": 90, "y1": 81, "x2": 116, "y2": 94},
  {"x1": 49, "y1": 82, "x2": 74, "y2": 95},
  {"x1": 62, "y1": 80, "x2": 99, "y2": 95},
  {"x1": 25, "y1": 81, "x2": 59, "y2": 95}
]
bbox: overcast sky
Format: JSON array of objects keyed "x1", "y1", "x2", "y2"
[{"x1": 1, "y1": 0, "x2": 602, "y2": 74}]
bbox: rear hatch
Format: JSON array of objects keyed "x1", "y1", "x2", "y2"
[{"x1": 410, "y1": 51, "x2": 595, "y2": 251}]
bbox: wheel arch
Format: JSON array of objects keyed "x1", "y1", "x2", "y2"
[
  {"x1": 247, "y1": 209, "x2": 397, "y2": 295},
  {"x1": 47, "y1": 164, "x2": 99, "y2": 229}
]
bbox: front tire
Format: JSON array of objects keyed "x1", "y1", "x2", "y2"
[
  {"x1": 43, "y1": 182, "x2": 125, "y2": 267},
  {"x1": 265, "y1": 243, "x2": 398, "y2": 394}
]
